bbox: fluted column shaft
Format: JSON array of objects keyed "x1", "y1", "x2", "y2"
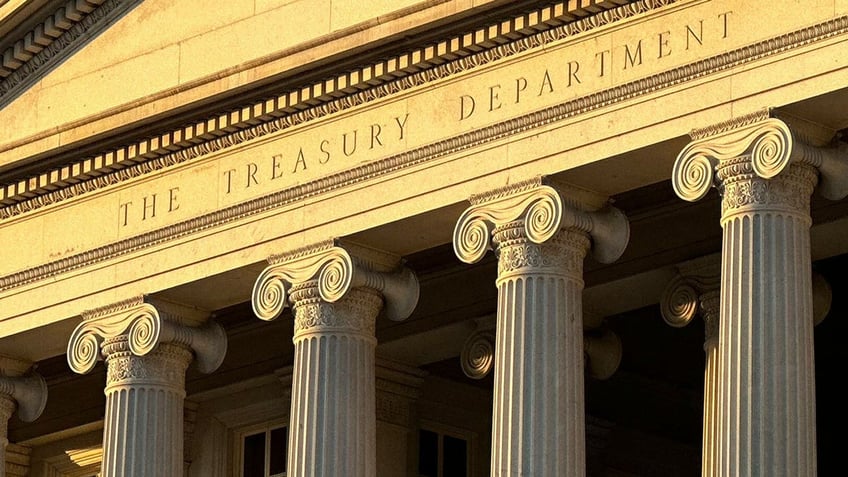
[
  {"x1": 700, "y1": 292, "x2": 720, "y2": 477},
  {"x1": 492, "y1": 223, "x2": 590, "y2": 477},
  {"x1": 68, "y1": 296, "x2": 227, "y2": 477},
  {"x1": 716, "y1": 162, "x2": 818, "y2": 476},
  {"x1": 662, "y1": 258, "x2": 722, "y2": 477},
  {"x1": 253, "y1": 241, "x2": 419, "y2": 477},
  {"x1": 100, "y1": 338, "x2": 192, "y2": 477},
  {"x1": 671, "y1": 113, "x2": 848, "y2": 476},
  {"x1": 287, "y1": 282, "x2": 381, "y2": 477},
  {"x1": 453, "y1": 179, "x2": 628, "y2": 477},
  {"x1": 0, "y1": 396, "x2": 13, "y2": 477}
]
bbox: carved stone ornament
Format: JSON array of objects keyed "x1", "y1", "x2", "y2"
[
  {"x1": 660, "y1": 254, "x2": 721, "y2": 329},
  {"x1": 0, "y1": 357, "x2": 48, "y2": 424},
  {"x1": 584, "y1": 327, "x2": 622, "y2": 380},
  {"x1": 673, "y1": 114, "x2": 848, "y2": 203},
  {"x1": 290, "y1": 283, "x2": 382, "y2": 336},
  {"x1": 252, "y1": 239, "x2": 419, "y2": 323},
  {"x1": 460, "y1": 329, "x2": 496, "y2": 380},
  {"x1": 662, "y1": 255, "x2": 833, "y2": 340},
  {"x1": 453, "y1": 177, "x2": 629, "y2": 265},
  {"x1": 67, "y1": 296, "x2": 227, "y2": 375}
]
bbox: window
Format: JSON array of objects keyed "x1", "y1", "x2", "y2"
[
  {"x1": 418, "y1": 427, "x2": 471, "y2": 477},
  {"x1": 239, "y1": 424, "x2": 288, "y2": 477}
]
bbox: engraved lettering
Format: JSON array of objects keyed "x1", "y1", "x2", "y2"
[
  {"x1": 719, "y1": 11, "x2": 732, "y2": 38},
  {"x1": 319, "y1": 139, "x2": 331, "y2": 164},
  {"x1": 539, "y1": 69, "x2": 554, "y2": 95},
  {"x1": 515, "y1": 77, "x2": 528, "y2": 103},
  {"x1": 567, "y1": 61, "x2": 581, "y2": 86},
  {"x1": 224, "y1": 169, "x2": 236, "y2": 194},
  {"x1": 119, "y1": 201, "x2": 131, "y2": 227},
  {"x1": 624, "y1": 40, "x2": 643, "y2": 69},
  {"x1": 271, "y1": 154, "x2": 284, "y2": 179},
  {"x1": 489, "y1": 84, "x2": 502, "y2": 111},
  {"x1": 293, "y1": 149, "x2": 307, "y2": 173},
  {"x1": 168, "y1": 187, "x2": 179, "y2": 212},
  {"x1": 395, "y1": 114, "x2": 409, "y2": 140},
  {"x1": 459, "y1": 95, "x2": 476, "y2": 120},
  {"x1": 370, "y1": 124, "x2": 383, "y2": 149},
  {"x1": 686, "y1": 20, "x2": 703, "y2": 49},
  {"x1": 343, "y1": 131, "x2": 358, "y2": 156},
  {"x1": 658, "y1": 31, "x2": 671, "y2": 58},
  {"x1": 246, "y1": 163, "x2": 259, "y2": 188},
  {"x1": 142, "y1": 194, "x2": 156, "y2": 220},
  {"x1": 595, "y1": 50, "x2": 610, "y2": 77}
]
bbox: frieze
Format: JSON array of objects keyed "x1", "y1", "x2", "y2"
[
  {"x1": 1, "y1": 3, "x2": 845, "y2": 291},
  {"x1": 0, "y1": 0, "x2": 648, "y2": 206},
  {"x1": 375, "y1": 392, "x2": 412, "y2": 427}
]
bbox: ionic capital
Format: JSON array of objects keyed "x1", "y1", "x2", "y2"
[
  {"x1": 0, "y1": 357, "x2": 46, "y2": 424},
  {"x1": 660, "y1": 254, "x2": 721, "y2": 331},
  {"x1": 252, "y1": 239, "x2": 419, "y2": 323},
  {"x1": 460, "y1": 317, "x2": 496, "y2": 380},
  {"x1": 673, "y1": 110, "x2": 848, "y2": 203},
  {"x1": 67, "y1": 296, "x2": 226, "y2": 375},
  {"x1": 661, "y1": 255, "x2": 832, "y2": 338},
  {"x1": 452, "y1": 177, "x2": 629, "y2": 265},
  {"x1": 812, "y1": 271, "x2": 832, "y2": 326},
  {"x1": 584, "y1": 326, "x2": 622, "y2": 380}
]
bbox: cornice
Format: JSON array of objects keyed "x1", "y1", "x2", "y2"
[
  {"x1": 0, "y1": 8, "x2": 846, "y2": 291},
  {"x1": 0, "y1": 0, "x2": 142, "y2": 106},
  {"x1": 0, "y1": 0, "x2": 651, "y2": 210}
]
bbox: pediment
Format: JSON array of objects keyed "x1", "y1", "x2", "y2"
[{"x1": 0, "y1": 0, "x2": 143, "y2": 109}]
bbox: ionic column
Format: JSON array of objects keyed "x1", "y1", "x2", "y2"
[
  {"x1": 661, "y1": 255, "x2": 722, "y2": 477},
  {"x1": 252, "y1": 240, "x2": 419, "y2": 477},
  {"x1": 0, "y1": 357, "x2": 46, "y2": 477},
  {"x1": 67, "y1": 296, "x2": 227, "y2": 477},
  {"x1": 453, "y1": 178, "x2": 629, "y2": 477},
  {"x1": 672, "y1": 112, "x2": 848, "y2": 476}
]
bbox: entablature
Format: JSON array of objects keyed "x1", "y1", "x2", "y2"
[{"x1": 2, "y1": 0, "x2": 848, "y2": 362}]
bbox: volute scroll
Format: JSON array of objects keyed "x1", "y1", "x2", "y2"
[
  {"x1": 68, "y1": 296, "x2": 226, "y2": 375},
  {"x1": 253, "y1": 240, "x2": 420, "y2": 323}
]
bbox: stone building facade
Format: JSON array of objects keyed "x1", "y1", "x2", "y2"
[{"x1": 0, "y1": 0, "x2": 846, "y2": 475}]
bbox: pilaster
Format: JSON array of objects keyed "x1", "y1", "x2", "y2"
[
  {"x1": 375, "y1": 359, "x2": 426, "y2": 477},
  {"x1": 672, "y1": 111, "x2": 848, "y2": 476},
  {"x1": 453, "y1": 177, "x2": 629, "y2": 477},
  {"x1": 252, "y1": 239, "x2": 419, "y2": 477},
  {"x1": 4, "y1": 443, "x2": 30, "y2": 477},
  {"x1": 0, "y1": 356, "x2": 47, "y2": 477},
  {"x1": 67, "y1": 296, "x2": 227, "y2": 477}
]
